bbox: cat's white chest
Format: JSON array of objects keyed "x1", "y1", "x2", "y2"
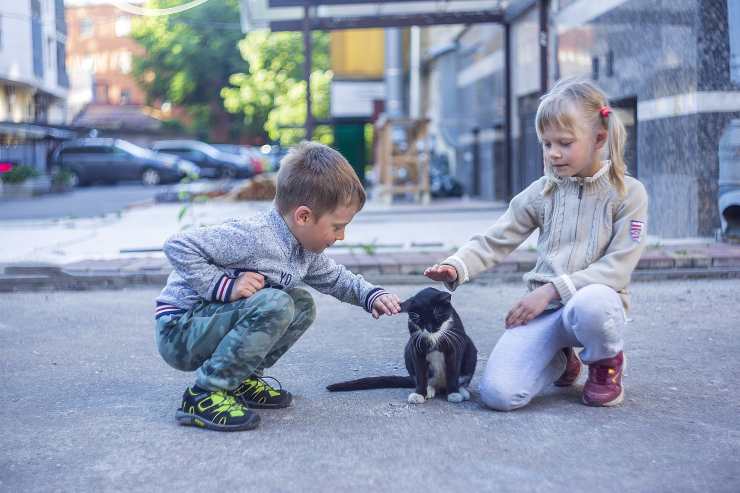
[{"x1": 426, "y1": 350, "x2": 447, "y2": 389}]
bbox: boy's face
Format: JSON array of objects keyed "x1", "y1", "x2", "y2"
[{"x1": 292, "y1": 204, "x2": 358, "y2": 253}]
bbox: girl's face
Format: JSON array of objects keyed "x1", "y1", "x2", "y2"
[{"x1": 540, "y1": 123, "x2": 606, "y2": 178}]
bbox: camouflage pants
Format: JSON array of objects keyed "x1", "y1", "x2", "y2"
[{"x1": 156, "y1": 287, "x2": 316, "y2": 391}]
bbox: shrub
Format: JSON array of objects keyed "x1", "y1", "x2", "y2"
[
  {"x1": 0, "y1": 165, "x2": 39, "y2": 184},
  {"x1": 51, "y1": 167, "x2": 74, "y2": 186}
]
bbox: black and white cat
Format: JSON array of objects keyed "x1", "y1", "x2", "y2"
[{"x1": 327, "y1": 287, "x2": 477, "y2": 404}]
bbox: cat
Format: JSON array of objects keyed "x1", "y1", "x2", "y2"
[{"x1": 327, "y1": 287, "x2": 477, "y2": 404}]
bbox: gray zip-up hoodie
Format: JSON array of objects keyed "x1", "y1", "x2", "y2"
[{"x1": 155, "y1": 207, "x2": 387, "y2": 319}]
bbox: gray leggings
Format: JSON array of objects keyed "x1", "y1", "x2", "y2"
[{"x1": 479, "y1": 284, "x2": 626, "y2": 411}]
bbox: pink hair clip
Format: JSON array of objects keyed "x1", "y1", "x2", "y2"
[{"x1": 599, "y1": 106, "x2": 611, "y2": 118}]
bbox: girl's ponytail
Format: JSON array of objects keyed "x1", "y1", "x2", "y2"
[{"x1": 604, "y1": 107, "x2": 628, "y2": 197}]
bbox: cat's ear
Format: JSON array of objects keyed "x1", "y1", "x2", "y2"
[
  {"x1": 399, "y1": 298, "x2": 412, "y2": 312},
  {"x1": 437, "y1": 291, "x2": 452, "y2": 304}
]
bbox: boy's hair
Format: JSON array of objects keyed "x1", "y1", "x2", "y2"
[
  {"x1": 535, "y1": 76, "x2": 628, "y2": 196},
  {"x1": 275, "y1": 141, "x2": 366, "y2": 218}
]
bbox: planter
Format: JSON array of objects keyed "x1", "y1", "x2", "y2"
[{"x1": 0, "y1": 175, "x2": 54, "y2": 200}]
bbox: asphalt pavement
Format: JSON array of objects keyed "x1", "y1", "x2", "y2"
[
  {"x1": 0, "y1": 183, "x2": 170, "y2": 221},
  {"x1": 1, "y1": 279, "x2": 738, "y2": 492}
]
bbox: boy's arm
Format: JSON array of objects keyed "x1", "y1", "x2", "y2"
[
  {"x1": 303, "y1": 254, "x2": 388, "y2": 313},
  {"x1": 550, "y1": 181, "x2": 648, "y2": 304},
  {"x1": 163, "y1": 220, "x2": 257, "y2": 302},
  {"x1": 441, "y1": 179, "x2": 543, "y2": 290}
]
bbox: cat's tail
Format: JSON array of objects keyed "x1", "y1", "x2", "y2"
[{"x1": 326, "y1": 376, "x2": 415, "y2": 392}]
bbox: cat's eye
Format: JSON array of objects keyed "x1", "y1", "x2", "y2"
[{"x1": 409, "y1": 312, "x2": 420, "y2": 321}]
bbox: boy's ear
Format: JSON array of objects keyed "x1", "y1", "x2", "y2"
[{"x1": 293, "y1": 205, "x2": 313, "y2": 225}]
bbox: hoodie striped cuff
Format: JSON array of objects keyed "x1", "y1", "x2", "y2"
[
  {"x1": 364, "y1": 287, "x2": 388, "y2": 313},
  {"x1": 155, "y1": 303, "x2": 186, "y2": 320},
  {"x1": 212, "y1": 275, "x2": 236, "y2": 303}
]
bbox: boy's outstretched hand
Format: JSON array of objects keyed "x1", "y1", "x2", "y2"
[
  {"x1": 230, "y1": 271, "x2": 265, "y2": 301},
  {"x1": 423, "y1": 264, "x2": 458, "y2": 283},
  {"x1": 371, "y1": 293, "x2": 402, "y2": 319}
]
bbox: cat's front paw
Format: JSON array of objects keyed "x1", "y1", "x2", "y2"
[
  {"x1": 407, "y1": 392, "x2": 426, "y2": 404},
  {"x1": 447, "y1": 392, "x2": 464, "y2": 403},
  {"x1": 459, "y1": 387, "x2": 471, "y2": 401},
  {"x1": 426, "y1": 386, "x2": 436, "y2": 399}
]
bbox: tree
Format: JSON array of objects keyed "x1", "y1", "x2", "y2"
[
  {"x1": 221, "y1": 30, "x2": 333, "y2": 145},
  {"x1": 131, "y1": 0, "x2": 256, "y2": 141}
]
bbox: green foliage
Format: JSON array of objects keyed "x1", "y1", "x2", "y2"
[
  {"x1": 221, "y1": 31, "x2": 333, "y2": 145},
  {"x1": 1, "y1": 165, "x2": 39, "y2": 184},
  {"x1": 51, "y1": 167, "x2": 74, "y2": 186},
  {"x1": 131, "y1": 0, "x2": 257, "y2": 139}
]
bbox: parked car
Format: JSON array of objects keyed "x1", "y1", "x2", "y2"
[
  {"x1": 50, "y1": 138, "x2": 200, "y2": 187},
  {"x1": 151, "y1": 140, "x2": 253, "y2": 179},
  {"x1": 212, "y1": 144, "x2": 268, "y2": 174}
]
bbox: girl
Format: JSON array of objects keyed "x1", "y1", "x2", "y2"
[{"x1": 425, "y1": 77, "x2": 648, "y2": 410}]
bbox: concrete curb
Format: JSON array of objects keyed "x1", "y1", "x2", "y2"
[{"x1": 2, "y1": 244, "x2": 740, "y2": 292}]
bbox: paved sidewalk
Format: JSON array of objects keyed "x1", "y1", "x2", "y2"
[
  {"x1": 3, "y1": 197, "x2": 740, "y2": 291},
  {"x1": 1, "y1": 241, "x2": 740, "y2": 292}
]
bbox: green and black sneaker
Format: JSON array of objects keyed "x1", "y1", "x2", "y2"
[
  {"x1": 175, "y1": 386, "x2": 260, "y2": 432},
  {"x1": 233, "y1": 375, "x2": 293, "y2": 409}
]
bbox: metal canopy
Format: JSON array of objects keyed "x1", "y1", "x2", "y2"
[
  {"x1": 240, "y1": 0, "x2": 508, "y2": 32},
  {"x1": 237, "y1": 0, "x2": 519, "y2": 141}
]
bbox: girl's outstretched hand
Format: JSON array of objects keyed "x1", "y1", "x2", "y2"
[
  {"x1": 505, "y1": 283, "x2": 559, "y2": 328},
  {"x1": 423, "y1": 264, "x2": 458, "y2": 283}
]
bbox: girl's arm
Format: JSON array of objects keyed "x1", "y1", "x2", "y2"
[
  {"x1": 441, "y1": 178, "x2": 544, "y2": 290},
  {"x1": 551, "y1": 180, "x2": 649, "y2": 304}
]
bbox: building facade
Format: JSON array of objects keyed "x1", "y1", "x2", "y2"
[
  {"x1": 65, "y1": 2, "x2": 146, "y2": 116},
  {"x1": 0, "y1": 0, "x2": 70, "y2": 172},
  {"x1": 420, "y1": 0, "x2": 740, "y2": 238}
]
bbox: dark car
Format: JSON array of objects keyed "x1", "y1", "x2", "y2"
[
  {"x1": 51, "y1": 138, "x2": 200, "y2": 187},
  {"x1": 151, "y1": 140, "x2": 253, "y2": 179},
  {"x1": 212, "y1": 144, "x2": 268, "y2": 174}
]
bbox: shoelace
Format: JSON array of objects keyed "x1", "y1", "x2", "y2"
[
  {"x1": 246, "y1": 375, "x2": 283, "y2": 395},
  {"x1": 211, "y1": 390, "x2": 246, "y2": 416}
]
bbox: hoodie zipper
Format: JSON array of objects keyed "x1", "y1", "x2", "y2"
[{"x1": 565, "y1": 183, "x2": 584, "y2": 271}]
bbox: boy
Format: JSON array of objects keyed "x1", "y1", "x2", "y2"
[{"x1": 155, "y1": 141, "x2": 401, "y2": 431}]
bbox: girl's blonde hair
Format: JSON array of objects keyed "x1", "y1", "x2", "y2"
[{"x1": 535, "y1": 76, "x2": 628, "y2": 196}]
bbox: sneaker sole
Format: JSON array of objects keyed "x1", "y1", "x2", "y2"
[
  {"x1": 582, "y1": 386, "x2": 624, "y2": 407},
  {"x1": 240, "y1": 398, "x2": 293, "y2": 409},
  {"x1": 175, "y1": 410, "x2": 261, "y2": 431},
  {"x1": 237, "y1": 392, "x2": 293, "y2": 409}
]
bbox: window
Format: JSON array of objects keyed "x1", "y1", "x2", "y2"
[
  {"x1": 115, "y1": 16, "x2": 131, "y2": 37},
  {"x1": 95, "y1": 83, "x2": 109, "y2": 103},
  {"x1": 82, "y1": 55, "x2": 95, "y2": 72},
  {"x1": 120, "y1": 89, "x2": 131, "y2": 104},
  {"x1": 47, "y1": 37, "x2": 54, "y2": 68},
  {"x1": 80, "y1": 18, "x2": 93, "y2": 38},
  {"x1": 32, "y1": 0, "x2": 43, "y2": 78},
  {"x1": 119, "y1": 50, "x2": 132, "y2": 74}
]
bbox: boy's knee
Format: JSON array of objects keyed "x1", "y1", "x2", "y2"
[
  {"x1": 249, "y1": 288, "x2": 295, "y2": 326},
  {"x1": 479, "y1": 380, "x2": 532, "y2": 412},
  {"x1": 287, "y1": 287, "x2": 316, "y2": 323}
]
